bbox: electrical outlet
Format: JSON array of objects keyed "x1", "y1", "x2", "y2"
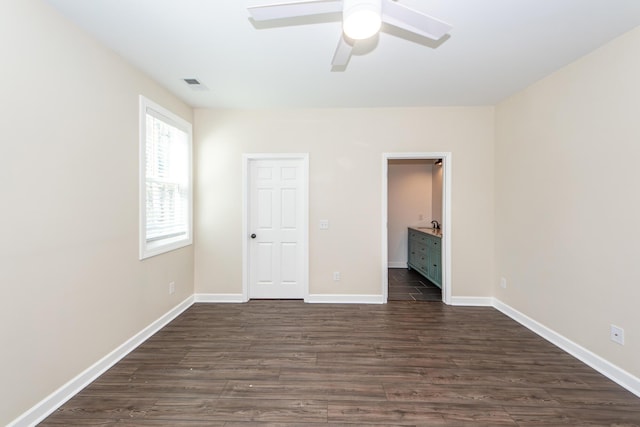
[
  {"x1": 333, "y1": 271, "x2": 340, "y2": 281},
  {"x1": 610, "y1": 325, "x2": 624, "y2": 345},
  {"x1": 320, "y1": 220, "x2": 329, "y2": 230},
  {"x1": 500, "y1": 277, "x2": 507, "y2": 289},
  {"x1": 169, "y1": 281, "x2": 175, "y2": 295}
]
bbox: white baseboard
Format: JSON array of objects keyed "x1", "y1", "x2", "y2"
[
  {"x1": 450, "y1": 296, "x2": 494, "y2": 306},
  {"x1": 194, "y1": 293, "x2": 246, "y2": 303},
  {"x1": 193, "y1": 293, "x2": 385, "y2": 304},
  {"x1": 305, "y1": 294, "x2": 384, "y2": 304},
  {"x1": 388, "y1": 262, "x2": 407, "y2": 269},
  {"x1": 493, "y1": 298, "x2": 640, "y2": 398},
  {"x1": 8, "y1": 296, "x2": 194, "y2": 427}
]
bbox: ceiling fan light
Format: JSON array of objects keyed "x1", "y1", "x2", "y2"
[{"x1": 343, "y1": 0, "x2": 382, "y2": 40}]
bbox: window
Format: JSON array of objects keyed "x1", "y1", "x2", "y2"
[{"x1": 139, "y1": 96, "x2": 192, "y2": 259}]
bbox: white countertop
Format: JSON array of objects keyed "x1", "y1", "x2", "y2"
[{"x1": 409, "y1": 226, "x2": 443, "y2": 238}]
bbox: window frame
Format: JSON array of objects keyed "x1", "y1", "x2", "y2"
[{"x1": 139, "y1": 95, "x2": 193, "y2": 260}]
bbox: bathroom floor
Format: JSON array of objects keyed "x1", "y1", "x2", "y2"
[{"x1": 388, "y1": 268, "x2": 442, "y2": 302}]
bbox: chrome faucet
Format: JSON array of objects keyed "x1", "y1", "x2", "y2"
[{"x1": 431, "y1": 220, "x2": 440, "y2": 230}]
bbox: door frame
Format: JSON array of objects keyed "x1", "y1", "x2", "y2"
[
  {"x1": 381, "y1": 152, "x2": 452, "y2": 304},
  {"x1": 242, "y1": 153, "x2": 310, "y2": 302}
]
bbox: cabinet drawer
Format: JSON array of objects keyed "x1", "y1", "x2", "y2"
[
  {"x1": 416, "y1": 233, "x2": 429, "y2": 244},
  {"x1": 414, "y1": 242, "x2": 427, "y2": 255},
  {"x1": 408, "y1": 230, "x2": 421, "y2": 241}
]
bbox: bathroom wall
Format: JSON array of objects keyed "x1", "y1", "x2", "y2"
[{"x1": 387, "y1": 160, "x2": 433, "y2": 267}]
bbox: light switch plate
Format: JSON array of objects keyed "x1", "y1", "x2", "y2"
[{"x1": 320, "y1": 220, "x2": 329, "y2": 230}]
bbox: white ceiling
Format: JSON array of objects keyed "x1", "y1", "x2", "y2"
[{"x1": 44, "y1": 0, "x2": 640, "y2": 109}]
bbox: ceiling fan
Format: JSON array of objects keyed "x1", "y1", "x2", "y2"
[{"x1": 247, "y1": 0, "x2": 452, "y2": 68}]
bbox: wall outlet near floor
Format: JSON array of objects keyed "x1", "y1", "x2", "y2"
[
  {"x1": 169, "y1": 281, "x2": 176, "y2": 295},
  {"x1": 610, "y1": 325, "x2": 624, "y2": 345},
  {"x1": 500, "y1": 277, "x2": 507, "y2": 289},
  {"x1": 333, "y1": 271, "x2": 341, "y2": 281}
]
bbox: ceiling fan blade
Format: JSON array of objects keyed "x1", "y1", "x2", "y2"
[
  {"x1": 248, "y1": 0, "x2": 343, "y2": 21},
  {"x1": 381, "y1": 0, "x2": 452, "y2": 40},
  {"x1": 331, "y1": 34, "x2": 353, "y2": 67}
]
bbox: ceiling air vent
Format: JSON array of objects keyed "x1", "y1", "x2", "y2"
[{"x1": 183, "y1": 78, "x2": 208, "y2": 91}]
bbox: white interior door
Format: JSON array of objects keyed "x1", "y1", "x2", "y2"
[{"x1": 248, "y1": 158, "x2": 307, "y2": 299}]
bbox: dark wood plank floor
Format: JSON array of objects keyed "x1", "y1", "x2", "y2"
[
  {"x1": 40, "y1": 301, "x2": 640, "y2": 426},
  {"x1": 388, "y1": 268, "x2": 442, "y2": 301}
]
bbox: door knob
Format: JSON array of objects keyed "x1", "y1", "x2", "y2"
[{"x1": 250, "y1": 233, "x2": 256, "y2": 239}]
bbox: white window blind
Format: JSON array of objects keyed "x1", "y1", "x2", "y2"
[{"x1": 139, "y1": 96, "x2": 192, "y2": 259}]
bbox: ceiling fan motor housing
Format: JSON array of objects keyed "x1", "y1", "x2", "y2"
[{"x1": 343, "y1": 0, "x2": 382, "y2": 40}]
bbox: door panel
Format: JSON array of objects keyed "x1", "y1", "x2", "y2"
[
  {"x1": 256, "y1": 242, "x2": 273, "y2": 284},
  {"x1": 249, "y1": 158, "x2": 306, "y2": 299},
  {"x1": 281, "y1": 189, "x2": 297, "y2": 228},
  {"x1": 281, "y1": 242, "x2": 297, "y2": 283},
  {"x1": 257, "y1": 189, "x2": 273, "y2": 228}
]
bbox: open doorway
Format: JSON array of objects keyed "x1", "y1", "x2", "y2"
[
  {"x1": 381, "y1": 153, "x2": 452, "y2": 304},
  {"x1": 387, "y1": 159, "x2": 441, "y2": 301}
]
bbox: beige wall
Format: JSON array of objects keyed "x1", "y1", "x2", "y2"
[
  {"x1": 194, "y1": 107, "x2": 495, "y2": 298},
  {"x1": 495, "y1": 27, "x2": 640, "y2": 377},
  {"x1": 0, "y1": 1, "x2": 194, "y2": 424},
  {"x1": 387, "y1": 160, "x2": 433, "y2": 266}
]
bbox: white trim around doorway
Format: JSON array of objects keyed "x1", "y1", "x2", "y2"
[{"x1": 381, "y1": 152, "x2": 452, "y2": 304}]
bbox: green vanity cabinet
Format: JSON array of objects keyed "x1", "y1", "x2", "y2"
[{"x1": 407, "y1": 227, "x2": 442, "y2": 288}]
